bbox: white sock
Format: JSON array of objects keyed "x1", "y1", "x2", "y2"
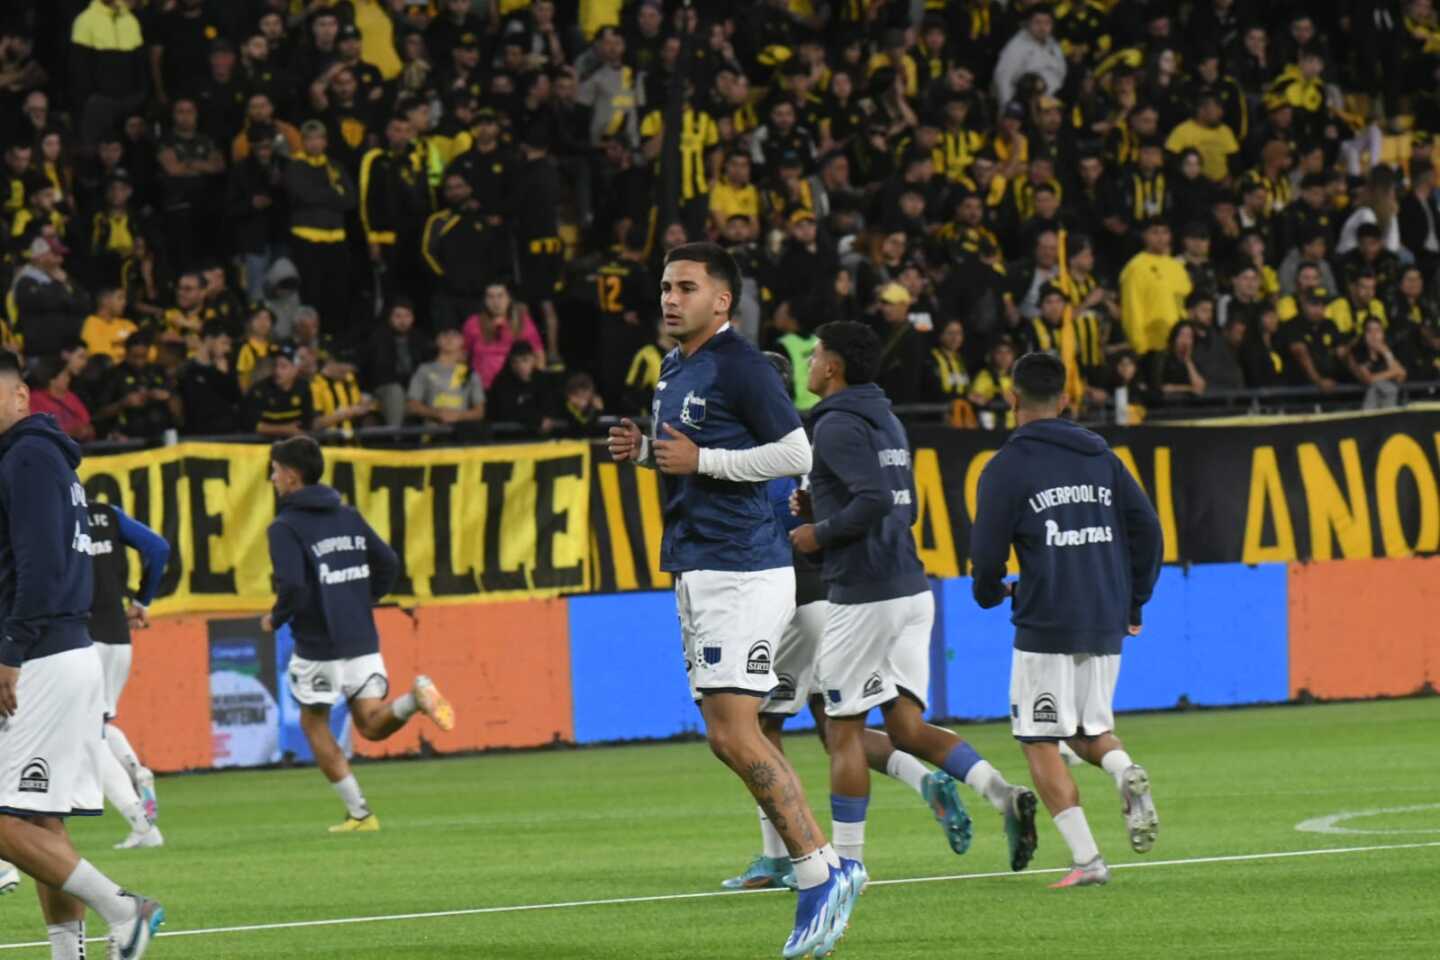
[
  {"x1": 105, "y1": 724, "x2": 143, "y2": 782},
  {"x1": 1100, "y1": 749, "x2": 1134, "y2": 789},
  {"x1": 757, "y1": 806, "x2": 787, "y2": 859},
  {"x1": 1053, "y1": 806, "x2": 1101, "y2": 865},
  {"x1": 61, "y1": 860, "x2": 133, "y2": 926},
  {"x1": 391, "y1": 692, "x2": 418, "y2": 721},
  {"x1": 331, "y1": 774, "x2": 370, "y2": 819},
  {"x1": 884, "y1": 751, "x2": 928, "y2": 796},
  {"x1": 819, "y1": 843, "x2": 840, "y2": 870},
  {"x1": 98, "y1": 744, "x2": 151, "y2": 834},
  {"x1": 962, "y1": 759, "x2": 1014, "y2": 814},
  {"x1": 46, "y1": 920, "x2": 84, "y2": 960},
  {"x1": 790, "y1": 848, "x2": 829, "y2": 889},
  {"x1": 1058, "y1": 741, "x2": 1085, "y2": 767},
  {"x1": 832, "y1": 820, "x2": 865, "y2": 864}
]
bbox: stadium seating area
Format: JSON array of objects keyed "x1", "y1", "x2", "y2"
[{"x1": 6, "y1": 0, "x2": 1440, "y2": 444}]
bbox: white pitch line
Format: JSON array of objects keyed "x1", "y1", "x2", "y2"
[{"x1": 0, "y1": 840, "x2": 1436, "y2": 951}]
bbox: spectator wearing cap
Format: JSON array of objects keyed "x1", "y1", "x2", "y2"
[
  {"x1": 246, "y1": 343, "x2": 314, "y2": 437},
  {"x1": 284, "y1": 121, "x2": 357, "y2": 336},
  {"x1": 69, "y1": 0, "x2": 147, "y2": 149},
  {"x1": 10, "y1": 234, "x2": 91, "y2": 358},
  {"x1": 868, "y1": 281, "x2": 930, "y2": 406},
  {"x1": 426, "y1": 0, "x2": 487, "y2": 81},
  {"x1": 95, "y1": 331, "x2": 178, "y2": 439},
  {"x1": 993, "y1": 99, "x2": 1030, "y2": 179},
  {"x1": 225, "y1": 123, "x2": 288, "y2": 303},
  {"x1": 28, "y1": 352, "x2": 95, "y2": 442},
  {"x1": 423, "y1": 172, "x2": 508, "y2": 332},
  {"x1": 231, "y1": 92, "x2": 303, "y2": 163},
  {"x1": 155, "y1": 96, "x2": 225, "y2": 270},
  {"x1": 1399, "y1": 158, "x2": 1440, "y2": 282},
  {"x1": 80, "y1": 286, "x2": 137, "y2": 364},
  {"x1": 577, "y1": 27, "x2": 639, "y2": 147},
  {"x1": 1120, "y1": 218, "x2": 1193, "y2": 354},
  {"x1": 147, "y1": 0, "x2": 223, "y2": 109},
  {"x1": 407, "y1": 326, "x2": 486, "y2": 430},
  {"x1": 445, "y1": 106, "x2": 517, "y2": 227},
  {"x1": 773, "y1": 207, "x2": 838, "y2": 313},
  {"x1": 1281, "y1": 287, "x2": 1346, "y2": 390},
  {"x1": 360, "y1": 113, "x2": 434, "y2": 307},
  {"x1": 993, "y1": 5, "x2": 1066, "y2": 110},
  {"x1": 176, "y1": 321, "x2": 242, "y2": 435},
  {"x1": 1326, "y1": 267, "x2": 1387, "y2": 338}
]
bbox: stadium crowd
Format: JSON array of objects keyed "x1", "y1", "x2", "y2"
[{"x1": 4, "y1": 0, "x2": 1440, "y2": 442}]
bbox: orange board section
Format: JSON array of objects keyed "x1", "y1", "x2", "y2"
[
  {"x1": 354, "y1": 599, "x2": 575, "y2": 758},
  {"x1": 116, "y1": 617, "x2": 214, "y2": 772},
  {"x1": 1289, "y1": 557, "x2": 1440, "y2": 699}
]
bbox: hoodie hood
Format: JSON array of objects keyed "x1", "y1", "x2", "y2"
[
  {"x1": 280, "y1": 484, "x2": 343, "y2": 513},
  {"x1": 811, "y1": 383, "x2": 894, "y2": 429},
  {"x1": 0, "y1": 413, "x2": 82, "y2": 468},
  {"x1": 1010, "y1": 417, "x2": 1109, "y2": 456}
]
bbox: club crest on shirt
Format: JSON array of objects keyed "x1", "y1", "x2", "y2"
[{"x1": 680, "y1": 390, "x2": 707, "y2": 427}]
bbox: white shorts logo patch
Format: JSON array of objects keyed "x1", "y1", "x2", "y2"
[
  {"x1": 746, "y1": 641, "x2": 772, "y2": 675},
  {"x1": 862, "y1": 672, "x2": 883, "y2": 698},
  {"x1": 1033, "y1": 692, "x2": 1059, "y2": 724},
  {"x1": 770, "y1": 672, "x2": 796, "y2": 701},
  {"x1": 18, "y1": 757, "x2": 49, "y2": 794}
]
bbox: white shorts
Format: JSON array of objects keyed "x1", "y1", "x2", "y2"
[
  {"x1": 94, "y1": 643, "x2": 133, "y2": 720},
  {"x1": 0, "y1": 646, "x2": 104, "y2": 818},
  {"x1": 820, "y1": 591, "x2": 933, "y2": 718},
  {"x1": 676, "y1": 568, "x2": 795, "y2": 702},
  {"x1": 286, "y1": 652, "x2": 389, "y2": 707},
  {"x1": 1009, "y1": 650, "x2": 1120, "y2": 741},
  {"x1": 762, "y1": 600, "x2": 829, "y2": 717}
]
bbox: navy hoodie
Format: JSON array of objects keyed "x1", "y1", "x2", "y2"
[
  {"x1": 0, "y1": 414, "x2": 94, "y2": 666},
  {"x1": 267, "y1": 485, "x2": 400, "y2": 662},
  {"x1": 970, "y1": 418, "x2": 1163, "y2": 655},
  {"x1": 808, "y1": 384, "x2": 929, "y2": 605}
]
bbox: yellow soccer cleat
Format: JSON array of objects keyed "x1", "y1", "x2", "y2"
[
  {"x1": 328, "y1": 814, "x2": 380, "y2": 834},
  {"x1": 414, "y1": 675, "x2": 455, "y2": 732}
]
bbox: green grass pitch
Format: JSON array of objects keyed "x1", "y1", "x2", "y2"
[{"x1": 1, "y1": 699, "x2": 1436, "y2": 958}]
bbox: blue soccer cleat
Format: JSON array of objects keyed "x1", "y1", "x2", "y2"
[
  {"x1": 921, "y1": 771, "x2": 973, "y2": 856},
  {"x1": 781, "y1": 867, "x2": 846, "y2": 959},
  {"x1": 108, "y1": 894, "x2": 165, "y2": 959},
  {"x1": 815, "y1": 858, "x2": 867, "y2": 957},
  {"x1": 722, "y1": 855, "x2": 797, "y2": 891}
]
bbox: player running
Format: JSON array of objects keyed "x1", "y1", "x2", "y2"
[
  {"x1": 261, "y1": 437, "x2": 455, "y2": 833},
  {"x1": 0, "y1": 351, "x2": 164, "y2": 959},
  {"x1": 970, "y1": 352, "x2": 1164, "y2": 888},
  {"x1": 608, "y1": 244, "x2": 861, "y2": 959},
  {"x1": 788, "y1": 321, "x2": 1039, "y2": 875},
  {"x1": 723, "y1": 352, "x2": 983, "y2": 892},
  {"x1": 86, "y1": 499, "x2": 169, "y2": 850}
]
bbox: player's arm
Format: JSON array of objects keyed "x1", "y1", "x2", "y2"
[
  {"x1": 0, "y1": 452, "x2": 71, "y2": 669},
  {"x1": 690, "y1": 358, "x2": 810, "y2": 481},
  {"x1": 768, "y1": 476, "x2": 804, "y2": 533},
  {"x1": 266, "y1": 523, "x2": 310, "y2": 631},
  {"x1": 359, "y1": 518, "x2": 400, "y2": 602},
  {"x1": 114, "y1": 507, "x2": 170, "y2": 608},
  {"x1": 810, "y1": 415, "x2": 889, "y2": 549},
  {"x1": 969, "y1": 457, "x2": 1016, "y2": 610},
  {"x1": 1115, "y1": 459, "x2": 1163, "y2": 629}
]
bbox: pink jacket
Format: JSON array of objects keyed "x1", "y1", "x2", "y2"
[{"x1": 462, "y1": 310, "x2": 545, "y2": 389}]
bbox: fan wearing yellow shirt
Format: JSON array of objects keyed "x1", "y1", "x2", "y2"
[
  {"x1": 640, "y1": 99, "x2": 719, "y2": 240},
  {"x1": 81, "y1": 288, "x2": 139, "y2": 364},
  {"x1": 1119, "y1": 219, "x2": 1192, "y2": 355},
  {"x1": 708, "y1": 152, "x2": 761, "y2": 235},
  {"x1": 1325, "y1": 269, "x2": 1387, "y2": 337},
  {"x1": 968, "y1": 337, "x2": 1019, "y2": 429},
  {"x1": 1164, "y1": 94, "x2": 1239, "y2": 184},
  {"x1": 309, "y1": 351, "x2": 373, "y2": 437},
  {"x1": 235, "y1": 307, "x2": 276, "y2": 392}
]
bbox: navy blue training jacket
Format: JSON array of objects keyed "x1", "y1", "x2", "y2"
[
  {"x1": 808, "y1": 384, "x2": 928, "y2": 605},
  {"x1": 970, "y1": 417, "x2": 1163, "y2": 655},
  {"x1": 0, "y1": 414, "x2": 94, "y2": 666},
  {"x1": 267, "y1": 485, "x2": 400, "y2": 661}
]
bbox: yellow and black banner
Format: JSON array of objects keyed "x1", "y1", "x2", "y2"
[
  {"x1": 588, "y1": 408, "x2": 1440, "y2": 590},
  {"x1": 80, "y1": 442, "x2": 591, "y2": 615}
]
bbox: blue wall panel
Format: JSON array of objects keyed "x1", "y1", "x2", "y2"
[
  {"x1": 937, "y1": 564, "x2": 1290, "y2": 723},
  {"x1": 568, "y1": 592, "x2": 701, "y2": 743}
]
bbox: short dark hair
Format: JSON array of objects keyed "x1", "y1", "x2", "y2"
[
  {"x1": 663, "y1": 242, "x2": 741, "y2": 315},
  {"x1": 815, "y1": 320, "x2": 881, "y2": 385},
  {"x1": 1012, "y1": 351, "x2": 1067, "y2": 408},
  {"x1": 271, "y1": 436, "x2": 324, "y2": 486},
  {"x1": 0, "y1": 350, "x2": 22, "y2": 379}
]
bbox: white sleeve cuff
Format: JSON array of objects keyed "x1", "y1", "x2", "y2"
[{"x1": 697, "y1": 427, "x2": 812, "y2": 482}]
